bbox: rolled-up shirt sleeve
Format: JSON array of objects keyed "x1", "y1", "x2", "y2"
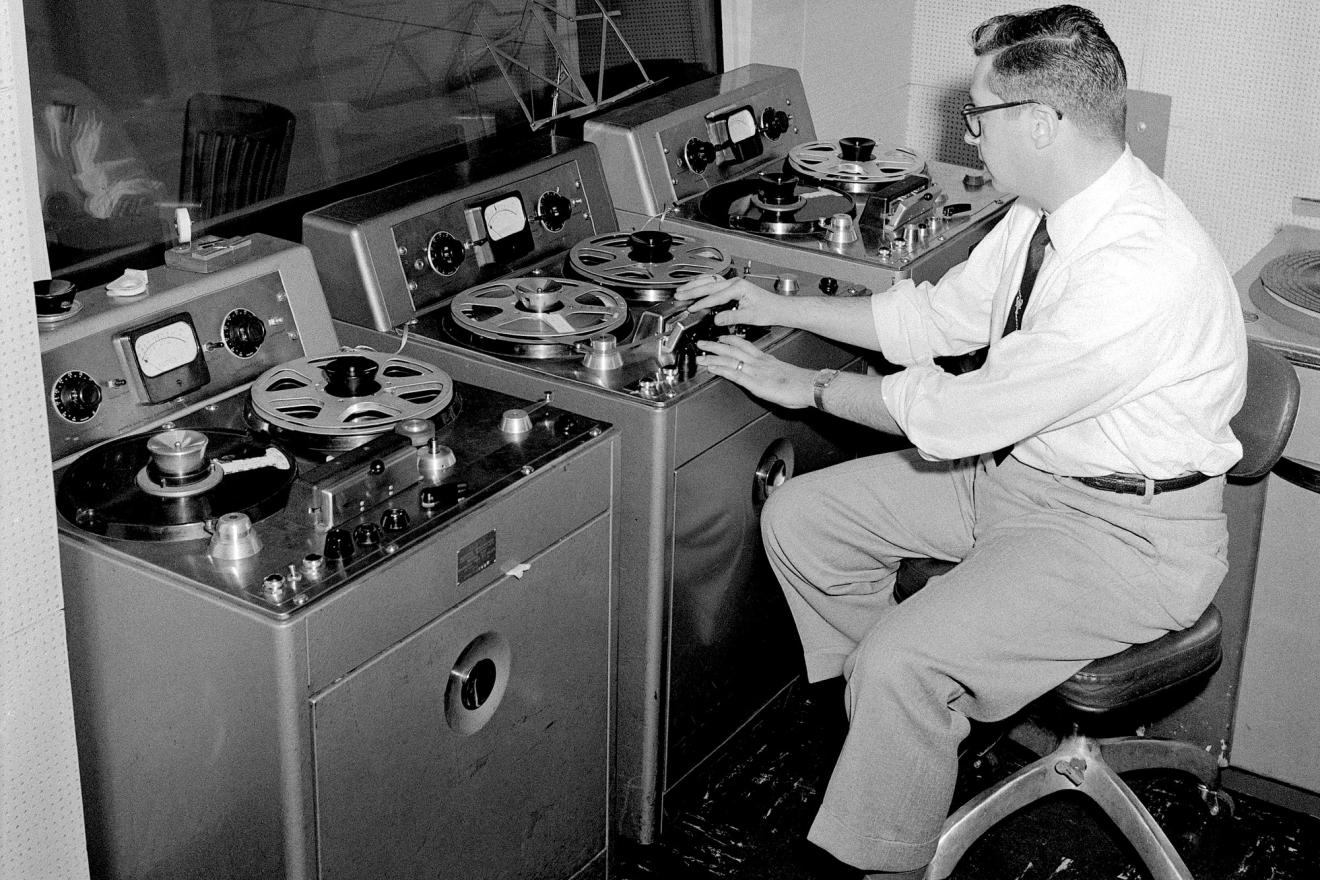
[{"x1": 871, "y1": 209, "x2": 1017, "y2": 365}]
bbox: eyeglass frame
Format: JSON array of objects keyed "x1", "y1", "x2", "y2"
[{"x1": 961, "y1": 100, "x2": 1062, "y2": 138}]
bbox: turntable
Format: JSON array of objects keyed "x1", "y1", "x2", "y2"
[
  {"x1": 43, "y1": 234, "x2": 618, "y2": 879},
  {"x1": 584, "y1": 63, "x2": 1012, "y2": 292},
  {"x1": 306, "y1": 134, "x2": 882, "y2": 844}
]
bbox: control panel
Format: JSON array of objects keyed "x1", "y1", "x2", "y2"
[
  {"x1": 584, "y1": 63, "x2": 815, "y2": 219},
  {"x1": 305, "y1": 143, "x2": 615, "y2": 333},
  {"x1": 391, "y1": 159, "x2": 591, "y2": 309},
  {"x1": 40, "y1": 236, "x2": 337, "y2": 463}
]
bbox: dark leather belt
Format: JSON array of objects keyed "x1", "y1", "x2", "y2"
[{"x1": 1072, "y1": 472, "x2": 1212, "y2": 495}]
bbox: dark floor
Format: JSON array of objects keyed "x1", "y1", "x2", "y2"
[{"x1": 613, "y1": 680, "x2": 1320, "y2": 880}]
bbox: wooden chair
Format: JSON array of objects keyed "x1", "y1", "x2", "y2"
[{"x1": 179, "y1": 93, "x2": 295, "y2": 221}]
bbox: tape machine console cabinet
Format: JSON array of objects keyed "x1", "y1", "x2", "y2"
[
  {"x1": 307, "y1": 134, "x2": 896, "y2": 843},
  {"x1": 41, "y1": 234, "x2": 618, "y2": 879}
]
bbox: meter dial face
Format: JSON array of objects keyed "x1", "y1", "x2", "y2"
[
  {"x1": 133, "y1": 320, "x2": 200, "y2": 377},
  {"x1": 726, "y1": 108, "x2": 758, "y2": 145},
  {"x1": 483, "y1": 196, "x2": 527, "y2": 242}
]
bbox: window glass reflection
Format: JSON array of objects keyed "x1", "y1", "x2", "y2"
[{"x1": 25, "y1": 0, "x2": 717, "y2": 276}]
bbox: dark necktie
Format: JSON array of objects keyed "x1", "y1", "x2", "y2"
[
  {"x1": 1002, "y1": 216, "x2": 1051, "y2": 337},
  {"x1": 991, "y1": 216, "x2": 1050, "y2": 463},
  {"x1": 933, "y1": 215, "x2": 1051, "y2": 375}
]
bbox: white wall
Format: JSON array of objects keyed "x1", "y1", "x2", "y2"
[
  {"x1": 0, "y1": 0, "x2": 91, "y2": 877},
  {"x1": 724, "y1": 0, "x2": 915, "y2": 147},
  {"x1": 730, "y1": 0, "x2": 1320, "y2": 273}
]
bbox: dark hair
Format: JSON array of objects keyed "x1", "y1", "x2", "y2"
[{"x1": 971, "y1": 5, "x2": 1127, "y2": 143}]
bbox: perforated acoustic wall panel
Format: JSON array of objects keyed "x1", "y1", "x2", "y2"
[
  {"x1": 905, "y1": 0, "x2": 1320, "y2": 272},
  {"x1": 0, "y1": 0, "x2": 90, "y2": 877},
  {"x1": 732, "y1": 0, "x2": 914, "y2": 149}
]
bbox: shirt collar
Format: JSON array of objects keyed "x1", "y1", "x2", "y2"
[{"x1": 1039, "y1": 146, "x2": 1138, "y2": 256}]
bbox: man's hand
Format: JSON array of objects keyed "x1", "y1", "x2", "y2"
[
  {"x1": 675, "y1": 275, "x2": 786, "y2": 329},
  {"x1": 695, "y1": 335, "x2": 816, "y2": 409}
]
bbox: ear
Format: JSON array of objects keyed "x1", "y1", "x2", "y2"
[{"x1": 1028, "y1": 104, "x2": 1060, "y2": 149}]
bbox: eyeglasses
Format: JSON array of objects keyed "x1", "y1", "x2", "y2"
[{"x1": 961, "y1": 100, "x2": 1062, "y2": 138}]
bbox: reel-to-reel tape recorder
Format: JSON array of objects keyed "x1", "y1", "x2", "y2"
[
  {"x1": 584, "y1": 63, "x2": 1011, "y2": 292},
  {"x1": 42, "y1": 234, "x2": 618, "y2": 879},
  {"x1": 308, "y1": 133, "x2": 888, "y2": 844}
]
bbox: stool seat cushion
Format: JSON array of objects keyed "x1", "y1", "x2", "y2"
[{"x1": 892, "y1": 557, "x2": 1223, "y2": 716}]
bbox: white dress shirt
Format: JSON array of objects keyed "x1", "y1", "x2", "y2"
[{"x1": 874, "y1": 147, "x2": 1247, "y2": 478}]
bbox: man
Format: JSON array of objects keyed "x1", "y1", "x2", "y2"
[{"x1": 674, "y1": 5, "x2": 1246, "y2": 878}]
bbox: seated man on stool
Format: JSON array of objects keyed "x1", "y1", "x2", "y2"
[{"x1": 674, "y1": 5, "x2": 1246, "y2": 878}]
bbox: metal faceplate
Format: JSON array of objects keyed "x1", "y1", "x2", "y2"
[
  {"x1": 584, "y1": 64, "x2": 818, "y2": 218},
  {"x1": 303, "y1": 137, "x2": 618, "y2": 333},
  {"x1": 40, "y1": 235, "x2": 338, "y2": 465}
]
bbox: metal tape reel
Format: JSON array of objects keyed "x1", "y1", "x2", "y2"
[
  {"x1": 449, "y1": 277, "x2": 628, "y2": 344},
  {"x1": 568, "y1": 232, "x2": 733, "y2": 293},
  {"x1": 788, "y1": 142, "x2": 926, "y2": 190},
  {"x1": 248, "y1": 350, "x2": 454, "y2": 444}
]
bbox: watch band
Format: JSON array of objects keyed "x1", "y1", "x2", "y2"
[{"x1": 812, "y1": 368, "x2": 840, "y2": 410}]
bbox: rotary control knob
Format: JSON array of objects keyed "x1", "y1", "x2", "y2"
[
  {"x1": 427, "y1": 231, "x2": 465, "y2": 276},
  {"x1": 819, "y1": 276, "x2": 840, "y2": 295},
  {"x1": 222, "y1": 308, "x2": 266, "y2": 358},
  {"x1": 52, "y1": 371, "x2": 103, "y2": 423},
  {"x1": 501, "y1": 409, "x2": 532, "y2": 435},
  {"x1": 353, "y1": 522, "x2": 382, "y2": 548},
  {"x1": 583, "y1": 335, "x2": 623, "y2": 371},
  {"x1": 323, "y1": 527, "x2": 354, "y2": 562},
  {"x1": 418, "y1": 440, "x2": 456, "y2": 482},
  {"x1": 683, "y1": 137, "x2": 717, "y2": 174},
  {"x1": 536, "y1": 190, "x2": 574, "y2": 232},
  {"x1": 381, "y1": 507, "x2": 411, "y2": 533},
  {"x1": 824, "y1": 213, "x2": 859, "y2": 245},
  {"x1": 760, "y1": 107, "x2": 791, "y2": 139}
]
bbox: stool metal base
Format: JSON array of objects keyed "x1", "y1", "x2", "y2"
[{"x1": 927, "y1": 732, "x2": 1218, "y2": 880}]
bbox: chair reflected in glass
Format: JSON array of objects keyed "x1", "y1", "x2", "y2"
[{"x1": 179, "y1": 93, "x2": 295, "y2": 222}]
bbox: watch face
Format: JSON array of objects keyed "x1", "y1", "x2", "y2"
[{"x1": 812, "y1": 368, "x2": 839, "y2": 409}]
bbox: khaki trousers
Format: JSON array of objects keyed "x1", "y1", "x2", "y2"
[{"x1": 761, "y1": 448, "x2": 1227, "y2": 872}]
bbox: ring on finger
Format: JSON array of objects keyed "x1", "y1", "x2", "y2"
[{"x1": 735, "y1": 361, "x2": 744, "y2": 371}]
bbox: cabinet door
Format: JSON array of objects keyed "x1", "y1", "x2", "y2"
[
  {"x1": 311, "y1": 516, "x2": 611, "y2": 880},
  {"x1": 667, "y1": 409, "x2": 844, "y2": 783}
]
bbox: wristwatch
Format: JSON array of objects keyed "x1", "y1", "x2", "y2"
[{"x1": 812, "y1": 368, "x2": 840, "y2": 410}]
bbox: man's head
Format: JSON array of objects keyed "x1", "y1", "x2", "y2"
[{"x1": 970, "y1": 5, "x2": 1127, "y2": 146}]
